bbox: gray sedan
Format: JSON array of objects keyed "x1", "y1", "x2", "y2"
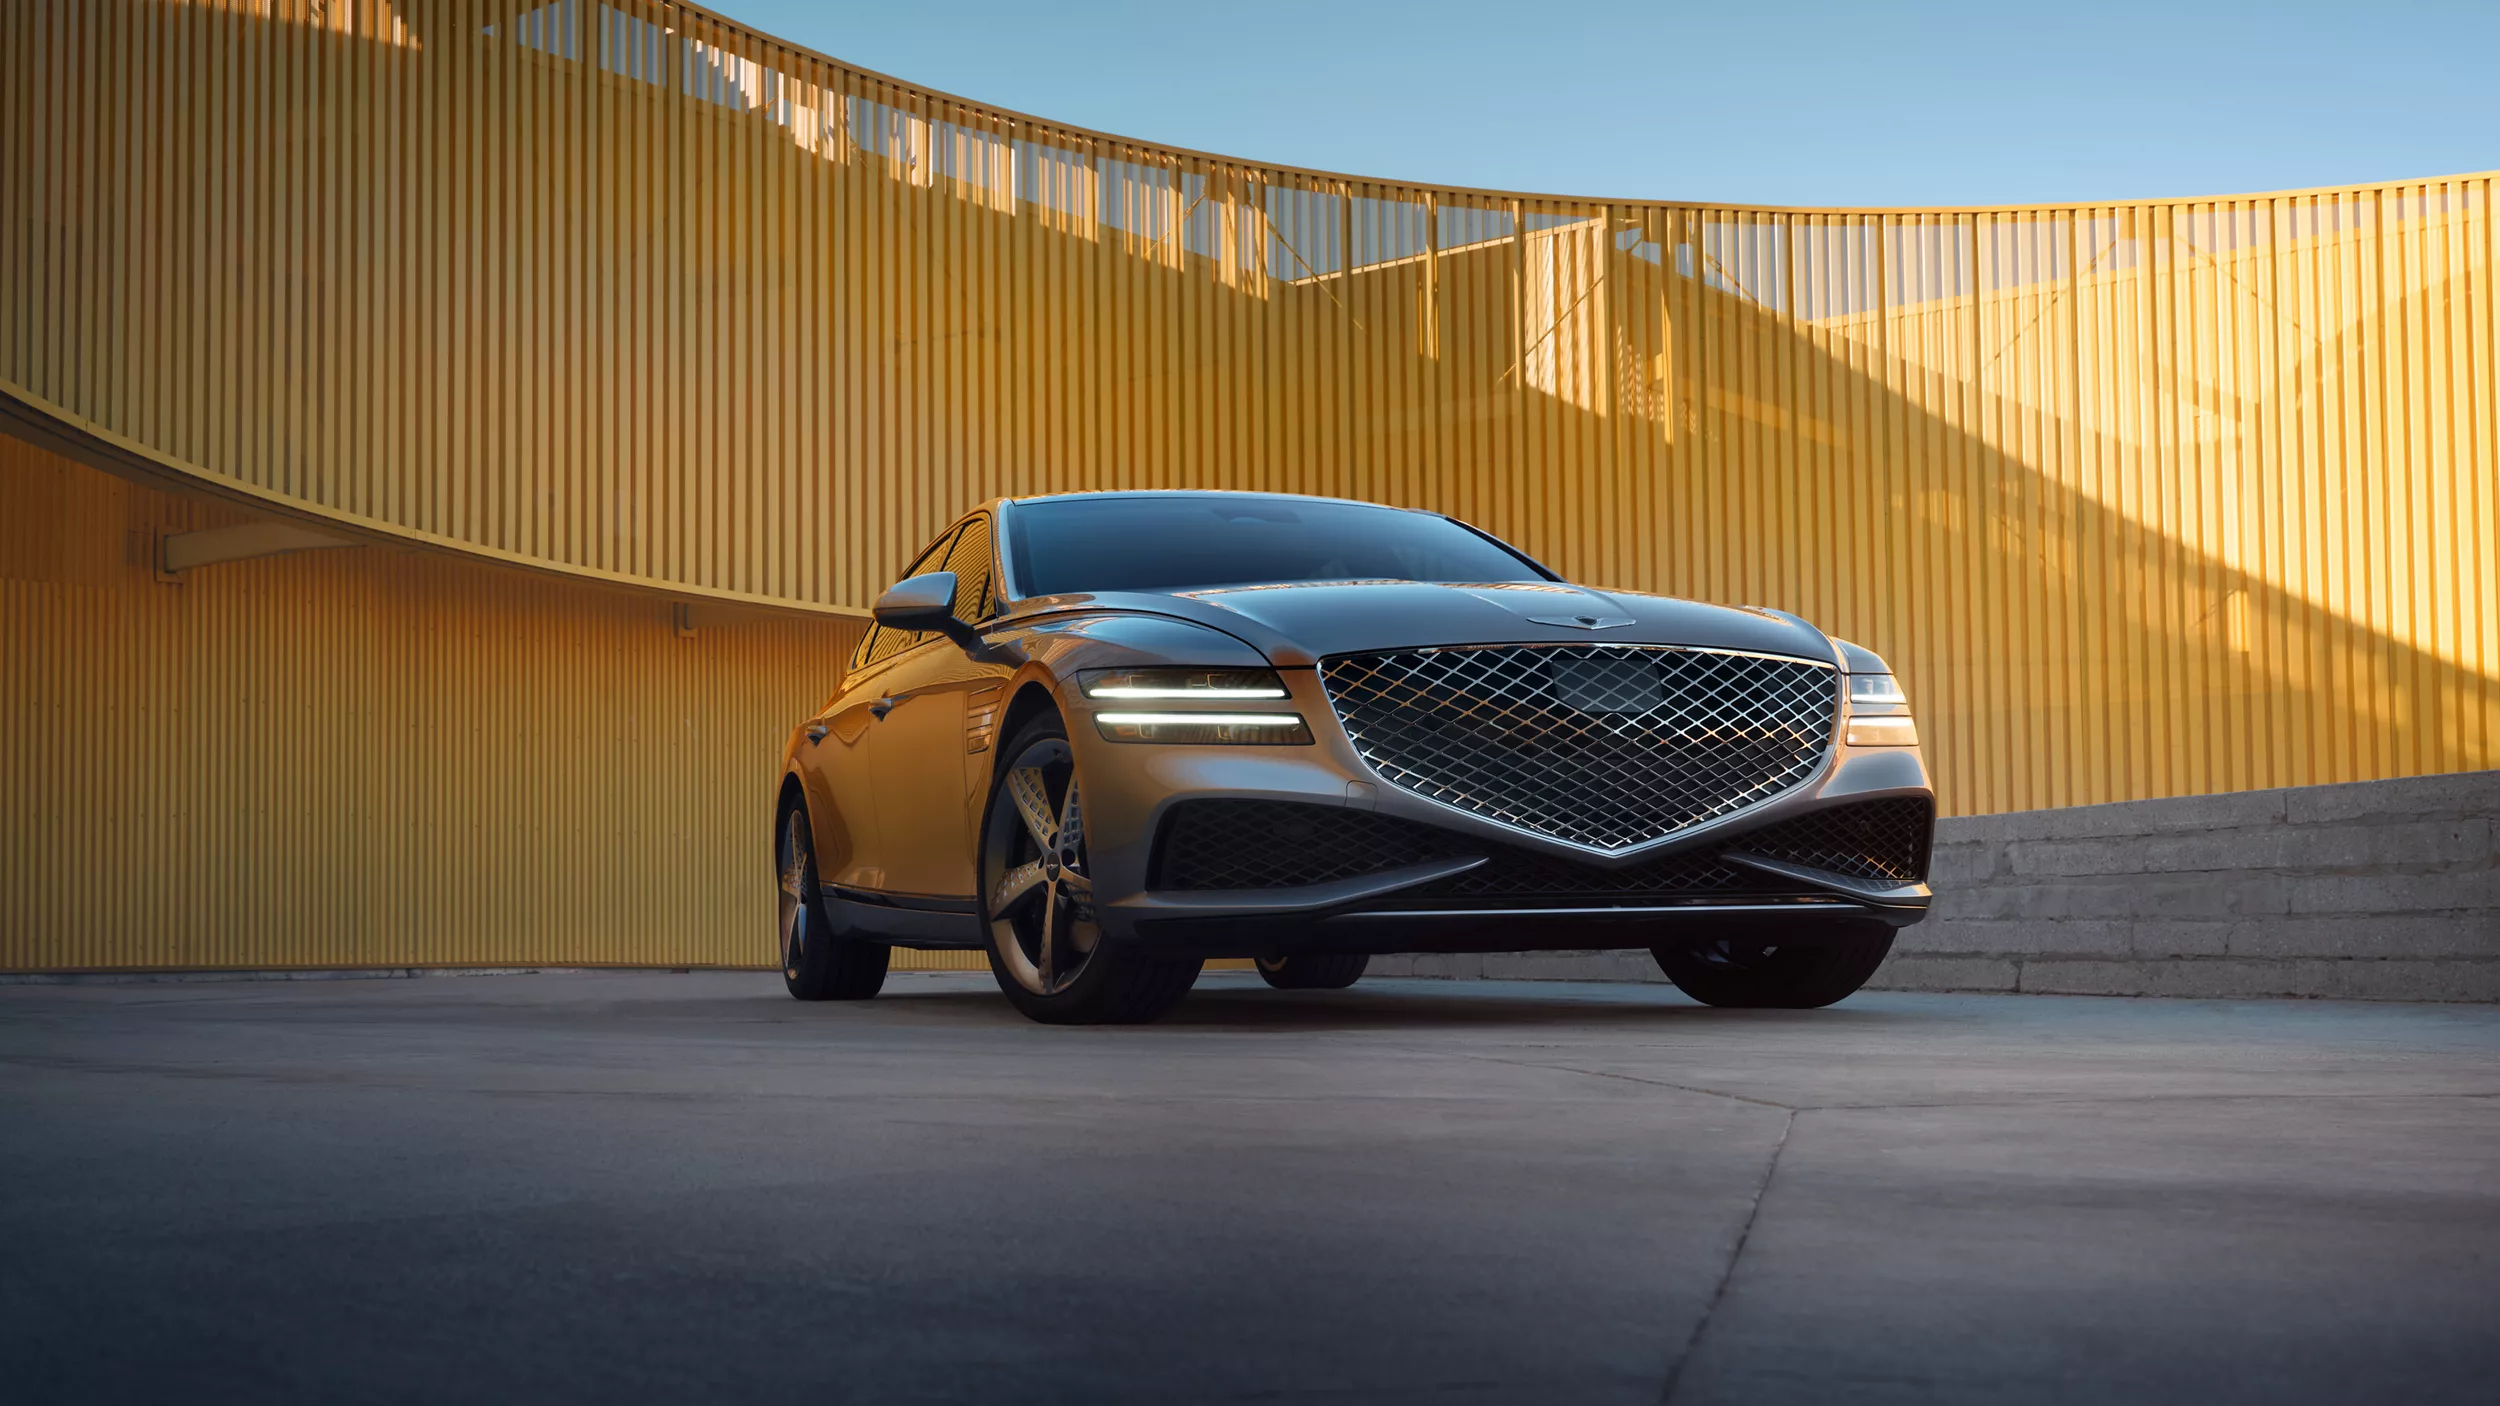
[{"x1": 776, "y1": 491, "x2": 1934, "y2": 1024}]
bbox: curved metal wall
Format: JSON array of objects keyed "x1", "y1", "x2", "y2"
[
  {"x1": 2, "y1": 0, "x2": 2496, "y2": 968},
  {"x1": 0, "y1": 432, "x2": 875, "y2": 972}
]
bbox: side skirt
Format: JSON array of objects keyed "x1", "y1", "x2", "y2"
[{"x1": 827, "y1": 888, "x2": 987, "y2": 950}]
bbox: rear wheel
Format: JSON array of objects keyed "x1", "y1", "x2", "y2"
[
  {"x1": 980, "y1": 715, "x2": 1202, "y2": 1025},
  {"x1": 1255, "y1": 953, "x2": 1369, "y2": 990},
  {"x1": 779, "y1": 805, "x2": 889, "y2": 1001},
  {"x1": 1650, "y1": 925, "x2": 1894, "y2": 1008}
]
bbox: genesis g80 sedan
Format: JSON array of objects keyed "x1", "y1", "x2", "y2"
[{"x1": 775, "y1": 492, "x2": 1934, "y2": 1024}]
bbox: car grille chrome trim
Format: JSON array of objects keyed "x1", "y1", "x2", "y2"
[{"x1": 1319, "y1": 644, "x2": 1841, "y2": 853}]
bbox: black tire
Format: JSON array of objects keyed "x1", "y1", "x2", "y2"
[
  {"x1": 1255, "y1": 952, "x2": 1369, "y2": 990},
  {"x1": 778, "y1": 803, "x2": 890, "y2": 1001},
  {"x1": 979, "y1": 713, "x2": 1202, "y2": 1025},
  {"x1": 1650, "y1": 924, "x2": 1895, "y2": 1008}
]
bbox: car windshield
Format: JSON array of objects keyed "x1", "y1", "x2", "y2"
[{"x1": 1004, "y1": 496, "x2": 1550, "y2": 596}]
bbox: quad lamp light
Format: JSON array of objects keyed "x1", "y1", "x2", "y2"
[
  {"x1": 1082, "y1": 668, "x2": 1310, "y2": 744},
  {"x1": 1844, "y1": 672, "x2": 1918, "y2": 747}
]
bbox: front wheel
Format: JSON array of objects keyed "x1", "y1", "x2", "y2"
[
  {"x1": 1650, "y1": 925, "x2": 1894, "y2": 1008},
  {"x1": 979, "y1": 714, "x2": 1202, "y2": 1025}
]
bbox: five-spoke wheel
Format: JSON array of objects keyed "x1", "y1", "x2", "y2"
[
  {"x1": 986, "y1": 739, "x2": 1099, "y2": 996},
  {"x1": 980, "y1": 713, "x2": 1201, "y2": 1024}
]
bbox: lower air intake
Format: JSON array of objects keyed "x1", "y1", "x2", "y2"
[{"x1": 1152, "y1": 797, "x2": 1932, "y2": 900}]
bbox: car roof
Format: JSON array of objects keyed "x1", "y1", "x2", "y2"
[{"x1": 999, "y1": 489, "x2": 1435, "y2": 515}]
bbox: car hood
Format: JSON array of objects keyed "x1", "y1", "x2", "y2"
[{"x1": 1100, "y1": 579, "x2": 1837, "y2": 665}]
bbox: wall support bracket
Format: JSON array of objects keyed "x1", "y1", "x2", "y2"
[{"x1": 159, "y1": 522, "x2": 360, "y2": 577}]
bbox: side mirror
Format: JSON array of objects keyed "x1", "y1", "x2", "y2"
[{"x1": 872, "y1": 570, "x2": 984, "y2": 653}]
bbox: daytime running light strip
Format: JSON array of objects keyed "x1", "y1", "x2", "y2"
[
  {"x1": 1085, "y1": 687, "x2": 1289, "y2": 699},
  {"x1": 1094, "y1": 713, "x2": 1305, "y2": 726}
]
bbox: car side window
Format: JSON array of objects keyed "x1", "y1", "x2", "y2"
[
  {"x1": 849, "y1": 526, "x2": 962, "y2": 674},
  {"x1": 940, "y1": 515, "x2": 996, "y2": 622}
]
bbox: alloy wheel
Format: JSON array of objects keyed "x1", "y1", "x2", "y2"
[
  {"x1": 983, "y1": 738, "x2": 1100, "y2": 995},
  {"x1": 778, "y1": 808, "x2": 812, "y2": 979}
]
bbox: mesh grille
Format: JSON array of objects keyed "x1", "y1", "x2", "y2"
[
  {"x1": 1320, "y1": 645, "x2": 1839, "y2": 851},
  {"x1": 1152, "y1": 801, "x2": 1466, "y2": 890},
  {"x1": 1151, "y1": 797, "x2": 1931, "y2": 899},
  {"x1": 1733, "y1": 797, "x2": 1934, "y2": 884}
]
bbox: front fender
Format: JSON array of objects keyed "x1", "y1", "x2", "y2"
[
  {"x1": 995, "y1": 611, "x2": 1274, "y2": 676},
  {"x1": 971, "y1": 613, "x2": 1291, "y2": 907}
]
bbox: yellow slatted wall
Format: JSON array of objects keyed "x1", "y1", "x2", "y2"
[
  {"x1": 2, "y1": 0, "x2": 2495, "y2": 970},
  {"x1": 0, "y1": 434, "x2": 872, "y2": 970}
]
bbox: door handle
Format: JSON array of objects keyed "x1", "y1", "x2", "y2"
[
  {"x1": 805, "y1": 723, "x2": 829, "y2": 744},
  {"x1": 869, "y1": 696, "x2": 899, "y2": 720}
]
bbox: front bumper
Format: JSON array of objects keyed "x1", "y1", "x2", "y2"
[
  {"x1": 1065, "y1": 666, "x2": 1936, "y2": 954},
  {"x1": 1119, "y1": 899, "x2": 1903, "y2": 960}
]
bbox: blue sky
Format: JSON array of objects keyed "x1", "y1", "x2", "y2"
[{"x1": 704, "y1": 0, "x2": 2498, "y2": 207}]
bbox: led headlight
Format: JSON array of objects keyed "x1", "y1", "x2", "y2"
[
  {"x1": 1843, "y1": 672, "x2": 1919, "y2": 747},
  {"x1": 1078, "y1": 667, "x2": 1289, "y2": 700},
  {"x1": 1845, "y1": 716, "x2": 1919, "y2": 747},
  {"x1": 1093, "y1": 712, "x2": 1313, "y2": 745}
]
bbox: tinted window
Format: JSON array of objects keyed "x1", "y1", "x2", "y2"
[
  {"x1": 851, "y1": 525, "x2": 963, "y2": 672},
  {"x1": 939, "y1": 516, "x2": 995, "y2": 621},
  {"x1": 1004, "y1": 497, "x2": 1548, "y2": 597}
]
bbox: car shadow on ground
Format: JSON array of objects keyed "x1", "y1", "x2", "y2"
[{"x1": 853, "y1": 973, "x2": 1928, "y2": 1034}]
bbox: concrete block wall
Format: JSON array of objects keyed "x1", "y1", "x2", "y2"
[
  {"x1": 1890, "y1": 769, "x2": 2500, "y2": 1001},
  {"x1": 1369, "y1": 770, "x2": 2500, "y2": 1002}
]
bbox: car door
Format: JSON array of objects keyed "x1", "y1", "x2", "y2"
[
  {"x1": 798, "y1": 665, "x2": 884, "y2": 894},
  {"x1": 856, "y1": 515, "x2": 1008, "y2": 900},
  {"x1": 804, "y1": 527, "x2": 963, "y2": 894}
]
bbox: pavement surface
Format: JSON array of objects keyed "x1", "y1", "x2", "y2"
[{"x1": 1, "y1": 970, "x2": 2495, "y2": 1405}]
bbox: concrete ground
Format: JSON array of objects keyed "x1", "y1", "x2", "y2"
[{"x1": 1, "y1": 972, "x2": 2495, "y2": 1406}]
